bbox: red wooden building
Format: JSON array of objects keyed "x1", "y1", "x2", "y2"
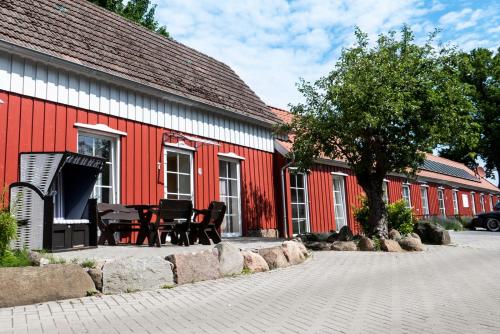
[
  {"x1": 271, "y1": 107, "x2": 500, "y2": 237},
  {"x1": 0, "y1": 0, "x2": 280, "y2": 239}
]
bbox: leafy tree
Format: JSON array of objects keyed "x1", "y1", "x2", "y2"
[
  {"x1": 88, "y1": 0, "x2": 171, "y2": 38},
  {"x1": 282, "y1": 26, "x2": 477, "y2": 238},
  {"x1": 439, "y1": 48, "x2": 500, "y2": 185}
]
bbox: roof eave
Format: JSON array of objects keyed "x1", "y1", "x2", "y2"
[{"x1": 0, "y1": 39, "x2": 277, "y2": 128}]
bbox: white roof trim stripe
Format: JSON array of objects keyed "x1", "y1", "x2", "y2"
[
  {"x1": 218, "y1": 152, "x2": 245, "y2": 160},
  {"x1": 74, "y1": 123, "x2": 127, "y2": 136},
  {"x1": 184, "y1": 134, "x2": 220, "y2": 146},
  {"x1": 331, "y1": 172, "x2": 349, "y2": 177},
  {"x1": 164, "y1": 141, "x2": 196, "y2": 151}
]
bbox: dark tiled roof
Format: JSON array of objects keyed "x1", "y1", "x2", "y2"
[{"x1": 0, "y1": 0, "x2": 278, "y2": 124}]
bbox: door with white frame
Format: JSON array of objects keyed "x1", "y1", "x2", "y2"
[
  {"x1": 219, "y1": 159, "x2": 242, "y2": 237},
  {"x1": 420, "y1": 186, "x2": 430, "y2": 216},
  {"x1": 438, "y1": 189, "x2": 446, "y2": 217},
  {"x1": 290, "y1": 172, "x2": 310, "y2": 235},
  {"x1": 332, "y1": 175, "x2": 348, "y2": 230},
  {"x1": 77, "y1": 132, "x2": 119, "y2": 204},
  {"x1": 164, "y1": 148, "x2": 194, "y2": 200}
]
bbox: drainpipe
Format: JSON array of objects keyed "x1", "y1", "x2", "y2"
[{"x1": 280, "y1": 159, "x2": 294, "y2": 239}]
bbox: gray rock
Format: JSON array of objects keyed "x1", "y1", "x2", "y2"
[
  {"x1": 414, "y1": 222, "x2": 450, "y2": 245},
  {"x1": 282, "y1": 241, "x2": 306, "y2": 265},
  {"x1": 258, "y1": 246, "x2": 290, "y2": 269},
  {"x1": 214, "y1": 242, "x2": 244, "y2": 276},
  {"x1": 39, "y1": 258, "x2": 50, "y2": 266},
  {"x1": 338, "y1": 226, "x2": 354, "y2": 241},
  {"x1": 326, "y1": 232, "x2": 340, "y2": 243},
  {"x1": 0, "y1": 264, "x2": 95, "y2": 308},
  {"x1": 166, "y1": 249, "x2": 221, "y2": 285},
  {"x1": 388, "y1": 229, "x2": 402, "y2": 241},
  {"x1": 304, "y1": 241, "x2": 331, "y2": 251},
  {"x1": 380, "y1": 239, "x2": 403, "y2": 252},
  {"x1": 398, "y1": 236, "x2": 424, "y2": 251},
  {"x1": 241, "y1": 250, "x2": 269, "y2": 272},
  {"x1": 27, "y1": 251, "x2": 42, "y2": 266},
  {"x1": 357, "y1": 237, "x2": 375, "y2": 251},
  {"x1": 331, "y1": 241, "x2": 357, "y2": 251},
  {"x1": 87, "y1": 268, "x2": 103, "y2": 291},
  {"x1": 410, "y1": 232, "x2": 421, "y2": 241},
  {"x1": 102, "y1": 257, "x2": 174, "y2": 293}
]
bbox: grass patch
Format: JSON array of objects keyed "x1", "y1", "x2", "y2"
[
  {"x1": 241, "y1": 268, "x2": 253, "y2": 275},
  {"x1": 86, "y1": 289, "x2": 99, "y2": 296},
  {"x1": 0, "y1": 249, "x2": 32, "y2": 267},
  {"x1": 37, "y1": 250, "x2": 66, "y2": 264},
  {"x1": 80, "y1": 259, "x2": 96, "y2": 269},
  {"x1": 161, "y1": 284, "x2": 175, "y2": 289}
]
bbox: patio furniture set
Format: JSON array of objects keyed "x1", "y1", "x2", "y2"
[{"x1": 97, "y1": 200, "x2": 227, "y2": 247}]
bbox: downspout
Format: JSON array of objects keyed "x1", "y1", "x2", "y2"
[{"x1": 280, "y1": 158, "x2": 294, "y2": 239}]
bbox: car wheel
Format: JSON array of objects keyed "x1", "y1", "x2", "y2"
[{"x1": 486, "y1": 218, "x2": 500, "y2": 232}]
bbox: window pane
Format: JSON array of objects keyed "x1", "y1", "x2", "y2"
[
  {"x1": 291, "y1": 204, "x2": 298, "y2": 220},
  {"x1": 179, "y1": 195, "x2": 191, "y2": 200},
  {"x1": 95, "y1": 138, "x2": 111, "y2": 160},
  {"x1": 298, "y1": 204, "x2": 306, "y2": 219},
  {"x1": 167, "y1": 173, "x2": 177, "y2": 193},
  {"x1": 230, "y1": 198, "x2": 239, "y2": 216},
  {"x1": 179, "y1": 174, "x2": 191, "y2": 194},
  {"x1": 167, "y1": 193, "x2": 178, "y2": 199},
  {"x1": 296, "y1": 174, "x2": 304, "y2": 188},
  {"x1": 297, "y1": 189, "x2": 305, "y2": 203},
  {"x1": 100, "y1": 187, "x2": 110, "y2": 203},
  {"x1": 219, "y1": 180, "x2": 226, "y2": 197},
  {"x1": 228, "y1": 162, "x2": 237, "y2": 179},
  {"x1": 219, "y1": 161, "x2": 227, "y2": 178},
  {"x1": 101, "y1": 164, "x2": 111, "y2": 186},
  {"x1": 166, "y1": 152, "x2": 178, "y2": 172},
  {"x1": 78, "y1": 135, "x2": 93, "y2": 156},
  {"x1": 291, "y1": 189, "x2": 297, "y2": 203},
  {"x1": 178, "y1": 154, "x2": 190, "y2": 174},
  {"x1": 228, "y1": 180, "x2": 238, "y2": 196},
  {"x1": 290, "y1": 174, "x2": 296, "y2": 188}
]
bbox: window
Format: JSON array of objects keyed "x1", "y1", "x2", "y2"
[
  {"x1": 420, "y1": 187, "x2": 430, "y2": 216},
  {"x1": 290, "y1": 172, "x2": 309, "y2": 235},
  {"x1": 402, "y1": 184, "x2": 411, "y2": 208},
  {"x1": 480, "y1": 194, "x2": 485, "y2": 212},
  {"x1": 382, "y1": 181, "x2": 389, "y2": 203},
  {"x1": 333, "y1": 175, "x2": 348, "y2": 230},
  {"x1": 471, "y1": 193, "x2": 476, "y2": 215},
  {"x1": 219, "y1": 159, "x2": 242, "y2": 237},
  {"x1": 452, "y1": 190, "x2": 459, "y2": 215},
  {"x1": 78, "y1": 132, "x2": 118, "y2": 204},
  {"x1": 438, "y1": 189, "x2": 446, "y2": 217},
  {"x1": 489, "y1": 195, "x2": 494, "y2": 211},
  {"x1": 164, "y1": 149, "x2": 193, "y2": 200}
]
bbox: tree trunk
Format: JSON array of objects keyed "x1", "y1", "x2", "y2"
[{"x1": 358, "y1": 177, "x2": 388, "y2": 238}]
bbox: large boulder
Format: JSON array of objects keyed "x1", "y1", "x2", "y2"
[
  {"x1": 214, "y1": 242, "x2": 244, "y2": 276},
  {"x1": 331, "y1": 241, "x2": 357, "y2": 251},
  {"x1": 326, "y1": 232, "x2": 340, "y2": 243},
  {"x1": 258, "y1": 246, "x2": 290, "y2": 269},
  {"x1": 398, "y1": 236, "x2": 424, "y2": 252},
  {"x1": 303, "y1": 241, "x2": 331, "y2": 251},
  {"x1": 380, "y1": 239, "x2": 403, "y2": 252},
  {"x1": 87, "y1": 267, "x2": 103, "y2": 291},
  {"x1": 166, "y1": 249, "x2": 221, "y2": 285},
  {"x1": 338, "y1": 226, "x2": 354, "y2": 241},
  {"x1": 388, "y1": 229, "x2": 402, "y2": 241},
  {"x1": 358, "y1": 237, "x2": 375, "y2": 251},
  {"x1": 282, "y1": 241, "x2": 307, "y2": 265},
  {"x1": 241, "y1": 250, "x2": 269, "y2": 272},
  {"x1": 414, "y1": 222, "x2": 451, "y2": 245},
  {"x1": 103, "y1": 257, "x2": 174, "y2": 293},
  {"x1": 0, "y1": 264, "x2": 95, "y2": 307}
]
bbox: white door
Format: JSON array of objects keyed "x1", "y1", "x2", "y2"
[
  {"x1": 420, "y1": 187, "x2": 430, "y2": 216},
  {"x1": 290, "y1": 172, "x2": 309, "y2": 235},
  {"x1": 219, "y1": 159, "x2": 242, "y2": 237},
  {"x1": 438, "y1": 189, "x2": 446, "y2": 217},
  {"x1": 333, "y1": 175, "x2": 347, "y2": 230}
]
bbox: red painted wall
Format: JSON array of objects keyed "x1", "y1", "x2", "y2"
[{"x1": 0, "y1": 91, "x2": 277, "y2": 235}]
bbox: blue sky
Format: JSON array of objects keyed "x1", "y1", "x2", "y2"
[{"x1": 154, "y1": 0, "x2": 499, "y2": 182}]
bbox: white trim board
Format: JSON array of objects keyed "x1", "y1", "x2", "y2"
[{"x1": 0, "y1": 51, "x2": 274, "y2": 152}]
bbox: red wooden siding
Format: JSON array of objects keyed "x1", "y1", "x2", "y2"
[{"x1": 0, "y1": 91, "x2": 277, "y2": 235}]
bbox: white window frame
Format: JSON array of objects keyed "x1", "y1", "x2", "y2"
[
  {"x1": 219, "y1": 157, "x2": 242, "y2": 237},
  {"x1": 77, "y1": 130, "x2": 120, "y2": 204},
  {"x1": 402, "y1": 184, "x2": 411, "y2": 208},
  {"x1": 420, "y1": 186, "x2": 430, "y2": 216},
  {"x1": 382, "y1": 179, "x2": 389, "y2": 204},
  {"x1": 290, "y1": 172, "x2": 310, "y2": 235},
  {"x1": 471, "y1": 192, "x2": 477, "y2": 215},
  {"x1": 489, "y1": 195, "x2": 494, "y2": 211},
  {"x1": 333, "y1": 175, "x2": 348, "y2": 230},
  {"x1": 452, "y1": 190, "x2": 459, "y2": 215},
  {"x1": 438, "y1": 189, "x2": 446, "y2": 217},
  {"x1": 480, "y1": 194, "x2": 485, "y2": 213},
  {"x1": 163, "y1": 147, "x2": 194, "y2": 201}
]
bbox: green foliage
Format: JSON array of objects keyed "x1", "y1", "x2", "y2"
[
  {"x1": 372, "y1": 236, "x2": 381, "y2": 251},
  {"x1": 36, "y1": 250, "x2": 67, "y2": 264},
  {"x1": 241, "y1": 268, "x2": 253, "y2": 275},
  {"x1": 420, "y1": 217, "x2": 464, "y2": 231},
  {"x1": 0, "y1": 249, "x2": 31, "y2": 267},
  {"x1": 0, "y1": 189, "x2": 17, "y2": 257},
  {"x1": 355, "y1": 198, "x2": 416, "y2": 235},
  {"x1": 282, "y1": 26, "x2": 476, "y2": 237},
  {"x1": 86, "y1": 289, "x2": 99, "y2": 296},
  {"x1": 88, "y1": 0, "x2": 171, "y2": 38},
  {"x1": 458, "y1": 216, "x2": 474, "y2": 229},
  {"x1": 387, "y1": 200, "x2": 417, "y2": 235},
  {"x1": 439, "y1": 48, "x2": 500, "y2": 186},
  {"x1": 81, "y1": 259, "x2": 96, "y2": 269},
  {"x1": 161, "y1": 284, "x2": 175, "y2": 289}
]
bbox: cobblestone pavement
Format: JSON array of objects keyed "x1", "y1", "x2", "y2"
[{"x1": 2, "y1": 231, "x2": 500, "y2": 334}]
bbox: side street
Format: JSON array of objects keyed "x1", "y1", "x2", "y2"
[{"x1": 2, "y1": 231, "x2": 500, "y2": 334}]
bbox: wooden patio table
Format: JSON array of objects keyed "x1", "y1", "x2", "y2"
[{"x1": 125, "y1": 204, "x2": 158, "y2": 246}]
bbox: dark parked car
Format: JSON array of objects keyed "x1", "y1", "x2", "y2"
[{"x1": 472, "y1": 203, "x2": 500, "y2": 231}]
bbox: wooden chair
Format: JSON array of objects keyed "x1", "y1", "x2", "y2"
[
  {"x1": 151, "y1": 199, "x2": 193, "y2": 247},
  {"x1": 97, "y1": 203, "x2": 140, "y2": 245},
  {"x1": 191, "y1": 201, "x2": 226, "y2": 245}
]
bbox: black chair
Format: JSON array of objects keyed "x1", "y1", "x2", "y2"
[
  {"x1": 191, "y1": 201, "x2": 226, "y2": 245},
  {"x1": 97, "y1": 203, "x2": 140, "y2": 245},
  {"x1": 151, "y1": 199, "x2": 193, "y2": 247}
]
